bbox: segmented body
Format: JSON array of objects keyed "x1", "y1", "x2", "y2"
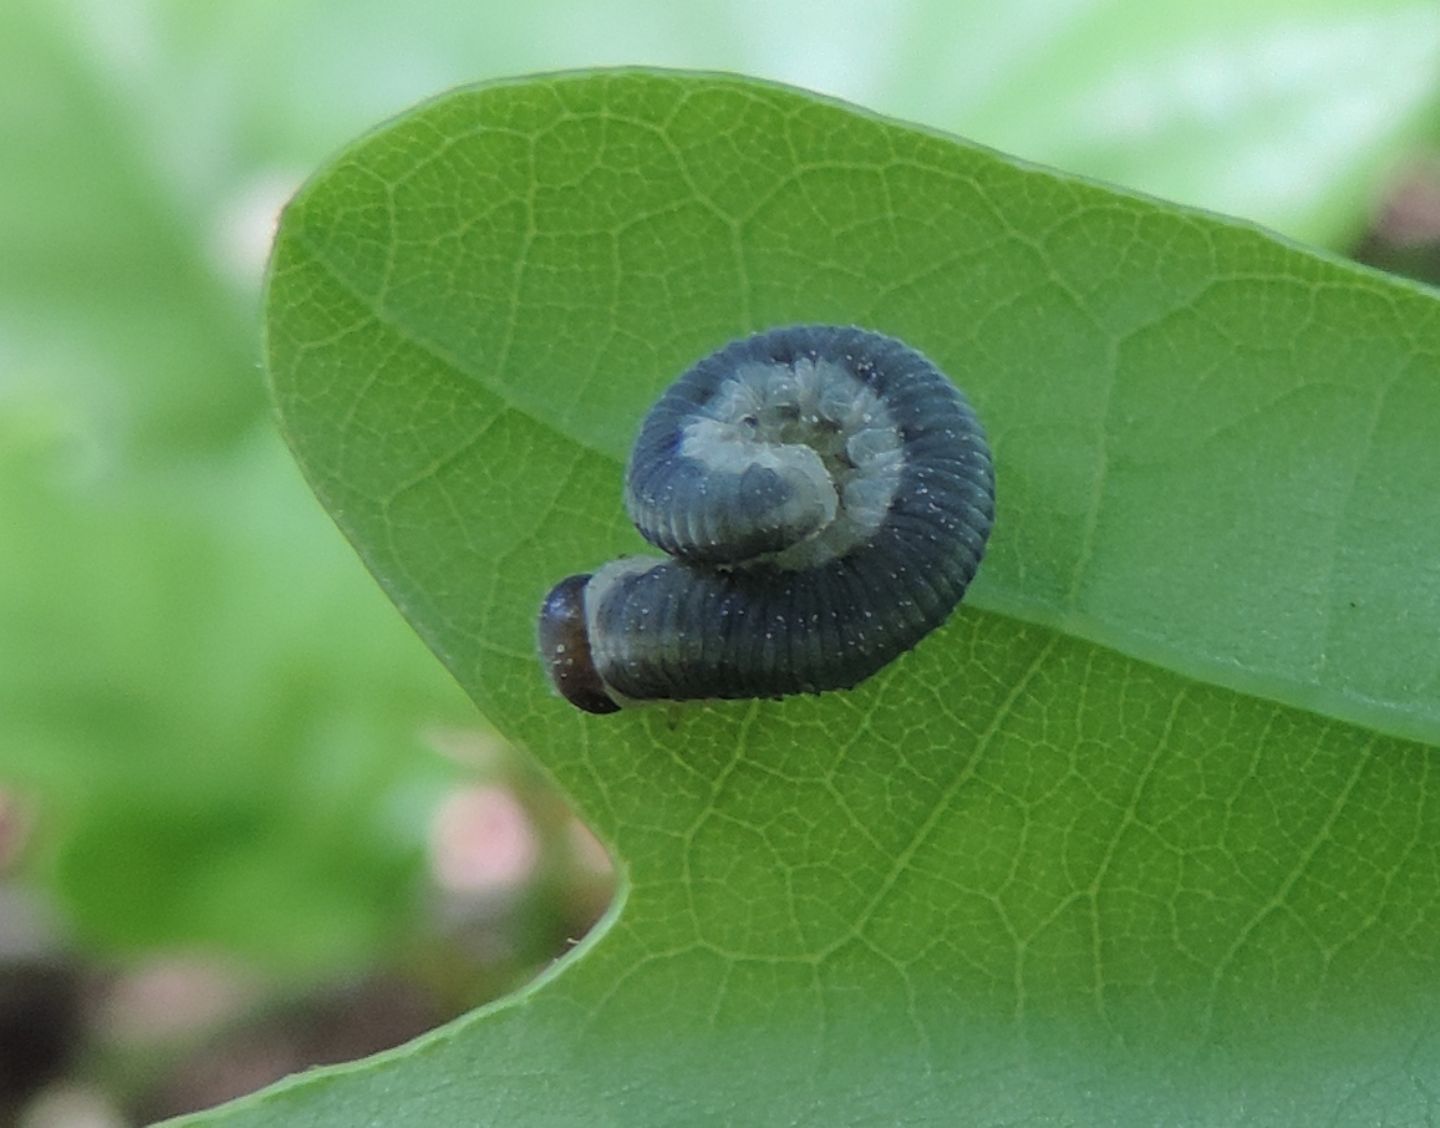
[{"x1": 537, "y1": 325, "x2": 995, "y2": 713}]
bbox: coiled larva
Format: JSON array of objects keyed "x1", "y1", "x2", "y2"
[{"x1": 537, "y1": 325, "x2": 995, "y2": 714}]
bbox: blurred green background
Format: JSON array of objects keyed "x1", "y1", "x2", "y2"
[{"x1": 2, "y1": 0, "x2": 1438, "y2": 1122}]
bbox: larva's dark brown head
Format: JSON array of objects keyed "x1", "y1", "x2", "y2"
[{"x1": 537, "y1": 574, "x2": 621, "y2": 715}]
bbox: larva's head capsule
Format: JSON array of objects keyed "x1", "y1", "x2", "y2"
[{"x1": 537, "y1": 574, "x2": 621, "y2": 715}]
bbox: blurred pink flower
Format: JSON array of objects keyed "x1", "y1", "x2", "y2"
[{"x1": 429, "y1": 786, "x2": 539, "y2": 893}]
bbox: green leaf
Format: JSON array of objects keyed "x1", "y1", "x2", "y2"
[{"x1": 205, "y1": 70, "x2": 1439, "y2": 1123}]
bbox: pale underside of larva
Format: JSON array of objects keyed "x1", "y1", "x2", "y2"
[{"x1": 537, "y1": 325, "x2": 995, "y2": 714}]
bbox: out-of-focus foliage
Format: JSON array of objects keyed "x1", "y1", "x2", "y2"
[
  {"x1": 0, "y1": 0, "x2": 475, "y2": 973},
  {"x1": 2, "y1": 0, "x2": 1437, "y2": 981}
]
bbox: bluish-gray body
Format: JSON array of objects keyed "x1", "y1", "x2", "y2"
[{"x1": 545, "y1": 325, "x2": 994, "y2": 709}]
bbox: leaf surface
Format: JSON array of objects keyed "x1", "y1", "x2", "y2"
[{"x1": 199, "y1": 70, "x2": 1440, "y2": 1125}]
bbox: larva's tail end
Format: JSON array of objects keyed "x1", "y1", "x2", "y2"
[{"x1": 537, "y1": 574, "x2": 622, "y2": 715}]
